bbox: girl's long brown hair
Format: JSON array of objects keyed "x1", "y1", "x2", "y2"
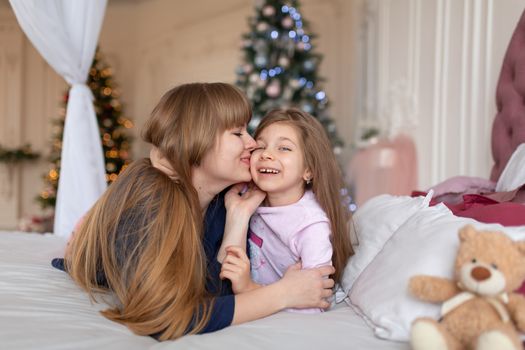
[
  {"x1": 254, "y1": 108, "x2": 354, "y2": 283},
  {"x1": 67, "y1": 83, "x2": 251, "y2": 340}
]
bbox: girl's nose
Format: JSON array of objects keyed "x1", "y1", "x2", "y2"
[{"x1": 261, "y1": 150, "x2": 273, "y2": 160}]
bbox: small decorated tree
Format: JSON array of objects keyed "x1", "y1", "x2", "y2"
[
  {"x1": 37, "y1": 49, "x2": 133, "y2": 209},
  {"x1": 235, "y1": 0, "x2": 343, "y2": 151}
]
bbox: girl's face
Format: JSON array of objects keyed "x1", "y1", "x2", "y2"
[
  {"x1": 199, "y1": 124, "x2": 256, "y2": 186},
  {"x1": 250, "y1": 122, "x2": 311, "y2": 205}
]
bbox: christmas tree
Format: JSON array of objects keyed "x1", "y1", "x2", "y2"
[
  {"x1": 235, "y1": 0, "x2": 343, "y2": 151},
  {"x1": 37, "y1": 49, "x2": 133, "y2": 209}
]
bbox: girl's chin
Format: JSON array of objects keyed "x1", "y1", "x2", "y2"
[{"x1": 252, "y1": 183, "x2": 275, "y2": 193}]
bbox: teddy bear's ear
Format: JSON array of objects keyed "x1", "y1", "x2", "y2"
[
  {"x1": 515, "y1": 241, "x2": 525, "y2": 256},
  {"x1": 458, "y1": 224, "x2": 477, "y2": 241}
]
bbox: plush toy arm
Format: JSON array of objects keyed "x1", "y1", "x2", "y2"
[
  {"x1": 408, "y1": 275, "x2": 460, "y2": 303},
  {"x1": 507, "y1": 292, "x2": 525, "y2": 332}
]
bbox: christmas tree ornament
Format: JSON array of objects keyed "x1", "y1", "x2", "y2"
[
  {"x1": 243, "y1": 63, "x2": 254, "y2": 73},
  {"x1": 262, "y1": 5, "x2": 276, "y2": 17},
  {"x1": 255, "y1": 55, "x2": 268, "y2": 68},
  {"x1": 256, "y1": 21, "x2": 269, "y2": 32},
  {"x1": 300, "y1": 103, "x2": 313, "y2": 114},
  {"x1": 303, "y1": 59, "x2": 315, "y2": 71},
  {"x1": 265, "y1": 80, "x2": 281, "y2": 97},
  {"x1": 282, "y1": 16, "x2": 294, "y2": 28}
]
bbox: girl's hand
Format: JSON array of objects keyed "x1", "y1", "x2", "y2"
[
  {"x1": 220, "y1": 246, "x2": 259, "y2": 294},
  {"x1": 278, "y1": 263, "x2": 335, "y2": 309},
  {"x1": 225, "y1": 182, "x2": 266, "y2": 218}
]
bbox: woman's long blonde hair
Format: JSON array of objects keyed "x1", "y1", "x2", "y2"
[
  {"x1": 254, "y1": 108, "x2": 354, "y2": 283},
  {"x1": 67, "y1": 83, "x2": 251, "y2": 340}
]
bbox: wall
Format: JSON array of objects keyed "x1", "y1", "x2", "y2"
[
  {"x1": 358, "y1": 0, "x2": 525, "y2": 189},
  {"x1": 0, "y1": 8, "x2": 66, "y2": 229}
]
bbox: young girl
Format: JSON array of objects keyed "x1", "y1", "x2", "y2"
[
  {"x1": 58, "y1": 84, "x2": 335, "y2": 341},
  {"x1": 220, "y1": 108, "x2": 354, "y2": 312}
]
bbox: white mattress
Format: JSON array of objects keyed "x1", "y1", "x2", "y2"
[{"x1": 0, "y1": 231, "x2": 407, "y2": 350}]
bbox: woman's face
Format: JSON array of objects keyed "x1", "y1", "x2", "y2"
[{"x1": 199, "y1": 124, "x2": 256, "y2": 186}]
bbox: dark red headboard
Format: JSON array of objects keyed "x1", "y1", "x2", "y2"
[{"x1": 491, "y1": 10, "x2": 525, "y2": 181}]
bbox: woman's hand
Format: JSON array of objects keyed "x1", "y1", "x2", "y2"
[
  {"x1": 278, "y1": 263, "x2": 335, "y2": 309},
  {"x1": 219, "y1": 246, "x2": 260, "y2": 294},
  {"x1": 225, "y1": 182, "x2": 266, "y2": 219},
  {"x1": 231, "y1": 263, "x2": 335, "y2": 325}
]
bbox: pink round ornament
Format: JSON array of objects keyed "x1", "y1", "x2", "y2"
[
  {"x1": 266, "y1": 81, "x2": 281, "y2": 97},
  {"x1": 262, "y1": 5, "x2": 276, "y2": 17},
  {"x1": 282, "y1": 16, "x2": 294, "y2": 28}
]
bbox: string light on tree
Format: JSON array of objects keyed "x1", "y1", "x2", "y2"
[{"x1": 37, "y1": 49, "x2": 133, "y2": 209}]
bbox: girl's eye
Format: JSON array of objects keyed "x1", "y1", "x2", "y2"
[
  {"x1": 233, "y1": 132, "x2": 243, "y2": 137},
  {"x1": 252, "y1": 146, "x2": 264, "y2": 152},
  {"x1": 279, "y1": 146, "x2": 291, "y2": 151}
]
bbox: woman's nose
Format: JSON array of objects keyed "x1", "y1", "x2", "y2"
[{"x1": 245, "y1": 134, "x2": 257, "y2": 151}]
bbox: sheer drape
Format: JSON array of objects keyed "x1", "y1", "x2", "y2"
[{"x1": 9, "y1": 0, "x2": 108, "y2": 238}]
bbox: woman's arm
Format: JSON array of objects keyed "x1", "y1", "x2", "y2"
[{"x1": 232, "y1": 263, "x2": 335, "y2": 324}]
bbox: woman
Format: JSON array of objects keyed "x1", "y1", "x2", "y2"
[{"x1": 64, "y1": 83, "x2": 335, "y2": 341}]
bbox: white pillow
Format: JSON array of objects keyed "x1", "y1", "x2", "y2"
[
  {"x1": 496, "y1": 143, "x2": 525, "y2": 192},
  {"x1": 347, "y1": 204, "x2": 525, "y2": 341},
  {"x1": 338, "y1": 192, "x2": 432, "y2": 301}
]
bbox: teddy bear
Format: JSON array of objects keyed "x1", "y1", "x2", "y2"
[{"x1": 408, "y1": 224, "x2": 525, "y2": 350}]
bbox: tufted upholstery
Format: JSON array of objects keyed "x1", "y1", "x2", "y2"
[{"x1": 491, "y1": 10, "x2": 525, "y2": 181}]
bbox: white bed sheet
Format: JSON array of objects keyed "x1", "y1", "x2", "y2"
[{"x1": 0, "y1": 231, "x2": 406, "y2": 350}]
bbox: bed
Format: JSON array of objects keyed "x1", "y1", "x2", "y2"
[
  {"x1": 2, "y1": 7, "x2": 525, "y2": 350},
  {"x1": 0, "y1": 231, "x2": 406, "y2": 350}
]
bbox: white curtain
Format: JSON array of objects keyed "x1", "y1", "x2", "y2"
[{"x1": 9, "y1": 0, "x2": 108, "y2": 238}]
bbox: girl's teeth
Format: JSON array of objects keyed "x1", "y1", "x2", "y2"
[{"x1": 259, "y1": 168, "x2": 279, "y2": 174}]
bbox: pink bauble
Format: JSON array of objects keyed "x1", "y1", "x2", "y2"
[
  {"x1": 282, "y1": 16, "x2": 294, "y2": 28},
  {"x1": 262, "y1": 5, "x2": 276, "y2": 17},
  {"x1": 266, "y1": 81, "x2": 281, "y2": 97}
]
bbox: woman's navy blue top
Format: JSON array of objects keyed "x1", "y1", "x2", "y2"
[{"x1": 52, "y1": 193, "x2": 234, "y2": 336}]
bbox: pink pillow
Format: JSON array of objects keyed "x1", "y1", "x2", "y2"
[{"x1": 428, "y1": 176, "x2": 496, "y2": 197}]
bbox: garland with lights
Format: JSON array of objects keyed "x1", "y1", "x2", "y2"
[
  {"x1": 0, "y1": 144, "x2": 40, "y2": 163},
  {"x1": 37, "y1": 49, "x2": 133, "y2": 209},
  {"x1": 235, "y1": 0, "x2": 343, "y2": 151}
]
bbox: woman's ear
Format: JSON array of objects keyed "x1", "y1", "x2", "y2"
[{"x1": 150, "y1": 146, "x2": 180, "y2": 181}]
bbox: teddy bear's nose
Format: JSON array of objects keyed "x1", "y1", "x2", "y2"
[{"x1": 471, "y1": 266, "x2": 491, "y2": 281}]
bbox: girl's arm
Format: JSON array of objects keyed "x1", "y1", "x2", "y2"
[
  {"x1": 218, "y1": 183, "x2": 265, "y2": 262},
  {"x1": 218, "y1": 210, "x2": 251, "y2": 263},
  {"x1": 232, "y1": 263, "x2": 335, "y2": 324},
  {"x1": 220, "y1": 245, "x2": 261, "y2": 293}
]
